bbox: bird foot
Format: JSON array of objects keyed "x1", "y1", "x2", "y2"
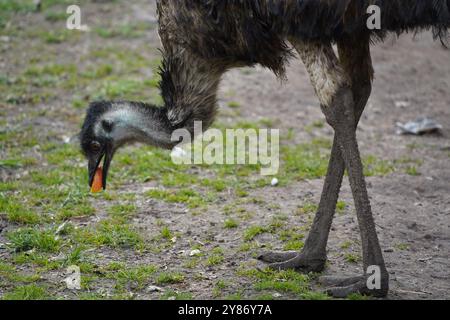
[
  {"x1": 319, "y1": 275, "x2": 388, "y2": 298},
  {"x1": 257, "y1": 251, "x2": 298, "y2": 263},
  {"x1": 258, "y1": 251, "x2": 326, "y2": 273}
]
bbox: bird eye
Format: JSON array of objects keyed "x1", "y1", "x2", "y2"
[{"x1": 90, "y1": 141, "x2": 101, "y2": 152}]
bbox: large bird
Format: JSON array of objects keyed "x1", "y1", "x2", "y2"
[{"x1": 80, "y1": 0, "x2": 450, "y2": 297}]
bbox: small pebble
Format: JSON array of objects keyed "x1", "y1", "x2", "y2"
[
  {"x1": 189, "y1": 249, "x2": 201, "y2": 256},
  {"x1": 147, "y1": 285, "x2": 163, "y2": 293},
  {"x1": 271, "y1": 178, "x2": 278, "y2": 186},
  {"x1": 394, "y1": 101, "x2": 410, "y2": 108},
  {"x1": 171, "y1": 146, "x2": 187, "y2": 159}
]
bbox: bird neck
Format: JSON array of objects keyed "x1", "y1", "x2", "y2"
[
  {"x1": 105, "y1": 79, "x2": 220, "y2": 150},
  {"x1": 101, "y1": 103, "x2": 174, "y2": 149},
  {"x1": 156, "y1": 52, "x2": 224, "y2": 147},
  {"x1": 106, "y1": 52, "x2": 225, "y2": 150}
]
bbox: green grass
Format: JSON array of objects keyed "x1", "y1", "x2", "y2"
[
  {"x1": 405, "y1": 165, "x2": 420, "y2": 176},
  {"x1": 97, "y1": 79, "x2": 147, "y2": 99},
  {"x1": 280, "y1": 139, "x2": 330, "y2": 182},
  {"x1": 225, "y1": 292, "x2": 244, "y2": 300},
  {"x1": 74, "y1": 219, "x2": 143, "y2": 249},
  {"x1": 347, "y1": 293, "x2": 370, "y2": 300},
  {"x1": 24, "y1": 63, "x2": 77, "y2": 77},
  {"x1": 107, "y1": 203, "x2": 136, "y2": 219},
  {"x1": 363, "y1": 155, "x2": 394, "y2": 176},
  {"x1": 0, "y1": 262, "x2": 40, "y2": 283},
  {"x1": 336, "y1": 200, "x2": 347, "y2": 214},
  {"x1": 0, "y1": 196, "x2": 43, "y2": 225},
  {"x1": 94, "y1": 22, "x2": 149, "y2": 39},
  {"x1": 395, "y1": 243, "x2": 410, "y2": 251},
  {"x1": 57, "y1": 203, "x2": 95, "y2": 220},
  {"x1": 40, "y1": 30, "x2": 73, "y2": 44},
  {"x1": 156, "y1": 272, "x2": 185, "y2": 285},
  {"x1": 45, "y1": 11, "x2": 68, "y2": 22},
  {"x1": 240, "y1": 268, "x2": 314, "y2": 296},
  {"x1": 243, "y1": 225, "x2": 268, "y2": 241},
  {"x1": 206, "y1": 254, "x2": 224, "y2": 266},
  {"x1": 160, "y1": 226, "x2": 172, "y2": 240},
  {"x1": 283, "y1": 240, "x2": 304, "y2": 251},
  {"x1": 2, "y1": 284, "x2": 50, "y2": 300},
  {"x1": 0, "y1": 158, "x2": 37, "y2": 168},
  {"x1": 227, "y1": 101, "x2": 241, "y2": 109},
  {"x1": 297, "y1": 202, "x2": 318, "y2": 215},
  {"x1": 6, "y1": 228, "x2": 61, "y2": 253},
  {"x1": 160, "y1": 290, "x2": 193, "y2": 300},
  {"x1": 340, "y1": 241, "x2": 353, "y2": 250},
  {"x1": 299, "y1": 291, "x2": 331, "y2": 300},
  {"x1": 224, "y1": 218, "x2": 239, "y2": 229},
  {"x1": 13, "y1": 252, "x2": 60, "y2": 270},
  {"x1": 0, "y1": 0, "x2": 35, "y2": 28},
  {"x1": 147, "y1": 189, "x2": 206, "y2": 208},
  {"x1": 80, "y1": 64, "x2": 114, "y2": 79},
  {"x1": 344, "y1": 253, "x2": 361, "y2": 263},
  {"x1": 305, "y1": 120, "x2": 325, "y2": 133},
  {"x1": 206, "y1": 247, "x2": 224, "y2": 266},
  {"x1": 110, "y1": 265, "x2": 158, "y2": 290}
]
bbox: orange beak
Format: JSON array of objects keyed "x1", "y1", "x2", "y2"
[{"x1": 90, "y1": 166, "x2": 104, "y2": 193}]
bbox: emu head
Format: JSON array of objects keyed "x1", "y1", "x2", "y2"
[
  {"x1": 79, "y1": 2, "x2": 229, "y2": 191},
  {"x1": 79, "y1": 101, "x2": 173, "y2": 190},
  {"x1": 79, "y1": 101, "x2": 119, "y2": 190}
]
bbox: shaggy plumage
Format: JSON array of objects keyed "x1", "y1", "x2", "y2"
[
  {"x1": 155, "y1": 0, "x2": 449, "y2": 132},
  {"x1": 158, "y1": 0, "x2": 449, "y2": 76}
]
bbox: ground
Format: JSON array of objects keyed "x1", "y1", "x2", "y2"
[{"x1": 0, "y1": 0, "x2": 449, "y2": 300}]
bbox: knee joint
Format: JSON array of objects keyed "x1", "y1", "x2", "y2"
[{"x1": 320, "y1": 86, "x2": 355, "y2": 128}]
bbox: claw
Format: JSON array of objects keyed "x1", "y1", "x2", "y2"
[
  {"x1": 257, "y1": 251, "x2": 297, "y2": 263},
  {"x1": 325, "y1": 281, "x2": 367, "y2": 298},
  {"x1": 320, "y1": 275, "x2": 388, "y2": 298},
  {"x1": 319, "y1": 275, "x2": 365, "y2": 287},
  {"x1": 268, "y1": 257, "x2": 304, "y2": 271}
]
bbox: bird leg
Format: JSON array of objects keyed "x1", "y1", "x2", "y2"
[
  {"x1": 258, "y1": 135, "x2": 344, "y2": 272},
  {"x1": 259, "y1": 40, "x2": 351, "y2": 272},
  {"x1": 315, "y1": 38, "x2": 388, "y2": 298},
  {"x1": 260, "y1": 38, "x2": 389, "y2": 297},
  {"x1": 319, "y1": 84, "x2": 389, "y2": 297}
]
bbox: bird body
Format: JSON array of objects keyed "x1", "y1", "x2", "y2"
[{"x1": 158, "y1": 0, "x2": 450, "y2": 76}]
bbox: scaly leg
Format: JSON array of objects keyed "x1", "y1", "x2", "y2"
[
  {"x1": 259, "y1": 37, "x2": 388, "y2": 297},
  {"x1": 258, "y1": 135, "x2": 344, "y2": 272},
  {"x1": 315, "y1": 38, "x2": 389, "y2": 297},
  {"x1": 319, "y1": 85, "x2": 389, "y2": 298},
  {"x1": 260, "y1": 39, "x2": 370, "y2": 272},
  {"x1": 259, "y1": 41, "x2": 349, "y2": 271}
]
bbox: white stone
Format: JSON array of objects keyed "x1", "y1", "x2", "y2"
[
  {"x1": 171, "y1": 146, "x2": 187, "y2": 158},
  {"x1": 147, "y1": 285, "x2": 163, "y2": 292},
  {"x1": 189, "y1": 249, "x2": 201, "y2": 256}
]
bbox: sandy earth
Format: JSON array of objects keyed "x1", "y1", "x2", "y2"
[{"x1": 0, "y1": 0, "x2": 449, "y2": 300}]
